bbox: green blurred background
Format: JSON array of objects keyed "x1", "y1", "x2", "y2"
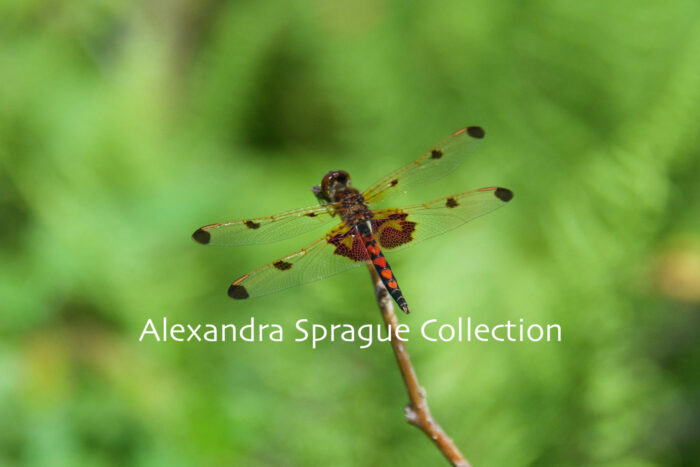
[{"x1": 1, "y1": 1, "x2": 699, "y2": 466}]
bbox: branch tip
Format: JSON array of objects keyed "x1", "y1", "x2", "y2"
[{"x1": 367, "y1": 264, "x2": 470, "y2": 467}]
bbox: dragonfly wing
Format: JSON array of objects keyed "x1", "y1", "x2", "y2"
[
  {"x1": 371, "y1": 187, "x2": 513, "y2": 252},
  {"x1": 192, "y1": 204, "x2": 334, "y2": 246},
  {"x1": 362, "y1": 126, "x2": 485, "y2": 204},
  {"x1": 228, "y1": 224, "x2": 369, "y2": 299}
]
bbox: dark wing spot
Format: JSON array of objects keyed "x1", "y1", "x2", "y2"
[
  {"x1": 273, "y1": 260, "x2": 293, "y2": 271},
  {"x1": 390, "y1": 179, "x2": 398, "y2": 186},
  {"x1": 305, "y1": 212, "x2": 317, "y2": 217},
  {"x1": 244, "y1": 220, "x2": 261, "y2": 229},
  {"x1": 430, "y1": 149, "x2": 443, "y2": 159},
  {"x1": 192, "y1": 228, "x2": 211, "y2": 244},
  {"x1": 495, "y1": 187, "x2": 513, "y2": 202},
  {"x1": 466, "y1": 126, "x2": 485, "y2": 139},
  {"x1": 445, "y1": 197, "x2": 459, "y2": 208},
  {"x1": 228, "y1": 284, "x2": 249, "y2": 299}
]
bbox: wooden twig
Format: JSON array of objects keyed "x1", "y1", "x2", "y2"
[{"x1": 368, "y1": 264, "x2": 470, "y2": 467}]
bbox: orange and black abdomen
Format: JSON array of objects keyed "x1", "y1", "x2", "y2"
[{"x1": 357, "y1": 223, "x2": 410, "y2": 313}]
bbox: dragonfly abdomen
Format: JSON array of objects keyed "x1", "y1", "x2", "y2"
[{"x1": 357, "y1": 223, "x2": 410, "y2": 314}]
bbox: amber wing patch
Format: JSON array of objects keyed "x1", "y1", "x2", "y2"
[
  {"x1": 372, "y1": 211, "x2": 416, "y2": 249},
  {"x1": 325, "y1": 225, "x2": 369, "y2": 262}
]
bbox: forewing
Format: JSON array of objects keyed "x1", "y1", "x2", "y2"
[
  {"x1": 192, "y1": 204, "x2": 334, "y2": 246},
  {"x1": 362, "y1": 126, "x2": 485, "y2": 204},
  {"x1": 228, "y1": 224, "x2": 369, "y2": 300},
  {"x1": 371, "y1": 187, "x2": 513, "y2": 252}
]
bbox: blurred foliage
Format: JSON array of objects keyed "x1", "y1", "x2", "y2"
[{"x1": 1, "y1": 0, "x2": 699, "y2": 466}]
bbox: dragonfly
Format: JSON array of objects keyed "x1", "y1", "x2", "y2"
[{"x1": 192, "y1": 126, "x2": 512, "y2": 313}]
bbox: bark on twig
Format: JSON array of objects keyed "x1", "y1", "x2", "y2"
[{"x1": 368, "y1": 265, "x2": 471, "y2": 467}]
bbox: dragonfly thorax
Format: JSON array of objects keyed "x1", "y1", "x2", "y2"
[{"x1": 337, "y1": 190, "x2": 372, "y2": 226}]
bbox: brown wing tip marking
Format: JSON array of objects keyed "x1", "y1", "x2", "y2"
[
  {"x1": 390, "y1": 179, "x2": 399, "y2": 186},
  {"x1": 305, "y1": 212, "x2": 317, "y2": 217},
  {"x1": 229, "y1": 275, "x2": 250, "y2": 299},
  {"x1": 192, "y1": 228, "x2": 211, "y2": 244},
  {"x1": 228, "y1": 284, "x2": 249, "y2": 299},
  {"x1": 244, "y1": 220, "x2": 261, "y2": 229},
  {"x1": 445, "y1": 197, "x2": 459, "y2": 208},
  {"x1": 466, "y1": 126, "x2": 485, "y2": 139},
  {"x1": 430, "y1": 149, "x2": 443, "y2": 159},
  {"x1": 453, "y1": 126, "x2": 485, "y2": 138},
  {"x1": 495, "y1": 187, "x2": 513, "y2": 202},
  {"x1": 466, "y1": 126, "x2": 486, "y2": 139},
  {"x1": 273, "y1": 260, "x2": 293, "y2": 270}
]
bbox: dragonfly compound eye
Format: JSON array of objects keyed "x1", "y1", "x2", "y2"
[{"x1": 333, "y1": 170, "x2": 351, "y2": 186}]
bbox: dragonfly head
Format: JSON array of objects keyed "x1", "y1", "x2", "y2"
[{"x1": 312, "y1": 170, "x2": 352, "y2": 203}]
